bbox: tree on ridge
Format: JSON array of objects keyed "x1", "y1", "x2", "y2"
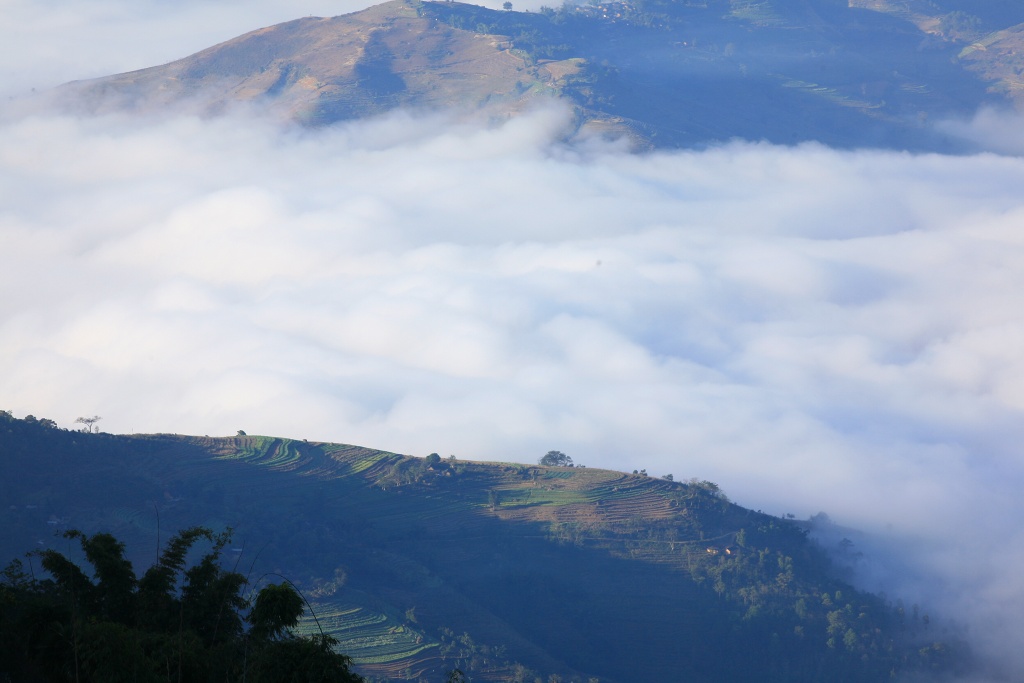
[{"x1": 539, "y1": 451, "x2": 572, "y2": 467}]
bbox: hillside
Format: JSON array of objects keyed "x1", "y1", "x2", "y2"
[
  {"x1": 0, "y1": 413, "x2": 967, "y2": 682},
  {"x1": 62, "y1": 0, "x2": 586, "y2": 128},
  {"x1": 54, "y1": 0, "x2": 1024, "y2": 150}
]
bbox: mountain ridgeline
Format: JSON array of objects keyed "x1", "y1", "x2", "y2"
[
  {"x1": 1, "y1": 413, "x2": 969, "y2": 682},
  {"x1": 57, "y1": 0, "x2": 1024, "y2": 150}
]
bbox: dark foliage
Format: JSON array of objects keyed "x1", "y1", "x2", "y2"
[
  {"x1": 0, "y1": 525, "x2": 363, "y2": 683},
  {"x1": 539, "y1": 450, "x2": 572, "y2": 467}
]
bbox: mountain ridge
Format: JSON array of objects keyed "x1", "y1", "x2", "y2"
[
  {"x1": 54, "y1": 0, "x2": 1024, "y2": 150},
  {"x1": 63, "y1": 0, "x2": 591, "y2": 130},
  {"x1": 1, "y1": 412, "x2": 969, "y2": 682}
]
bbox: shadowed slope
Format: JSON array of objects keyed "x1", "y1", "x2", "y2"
[{"x1": 1, "y1": 414, "x2": 969, "y2": 682}]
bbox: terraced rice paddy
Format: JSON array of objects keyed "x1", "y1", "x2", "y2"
[
  {"x1": 298, "y1": 603, "x2": 439, "y2": 667},
  {"x1": 729, "y1": 0, "x2": 784, "y2": 26},
  {"x1": 780, "y1": 78, "x2": 882, "y2": 111}
]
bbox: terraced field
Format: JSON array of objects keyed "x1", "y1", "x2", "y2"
[
  {"x1": 298, "y1": 602, "x2": 439, "y2": 677},
  {"x1": 195, "y1": 435, "x2": 728, "y2": 569},
  {"x1": 729, "y1": 0, "x2": 786, "y2": 27},
  {"x1": 958, "y1": 24, "x2": 1024, "y2": 102}
]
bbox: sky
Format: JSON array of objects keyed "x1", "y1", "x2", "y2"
[{"x1": 2, "y1": 0, "x2": 1024, "y2": 679}]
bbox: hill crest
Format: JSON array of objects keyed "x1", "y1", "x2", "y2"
[
  {"x1": 1, "y1": 413, "x2": 969, "y2": 682},
  {"x1": 63, "y1": 0, "x2": 589, "y2": 129}
]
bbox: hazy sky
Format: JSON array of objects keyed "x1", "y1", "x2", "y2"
[{"x1": 3, "y1": 0, "x2": 1024, "y2": 678}]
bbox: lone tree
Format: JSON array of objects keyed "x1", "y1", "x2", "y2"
[
  {"x1": 502, "y1": 1, "x2": 512, "y2": 9},
  {"x1": 75, "y1": 415, "x2": 102, "y2": 433},
  {"x1": 539, "y1": 450, "x2": 572, "y2": 467},
  {"x1": 446, "y1": 669, "x2": 468, "y2": 683}
]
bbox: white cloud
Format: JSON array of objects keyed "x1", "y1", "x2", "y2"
[
  {"x1": 5, "y1": 108, "x2": 1024, "y2": 517},
  {"x1": 939, "y1": 107, "x2": 1024, "y2": 157}
]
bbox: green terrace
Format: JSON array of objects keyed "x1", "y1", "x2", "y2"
[{"x1": 298, "y1": 603, "x2": 439, "y2": 667}]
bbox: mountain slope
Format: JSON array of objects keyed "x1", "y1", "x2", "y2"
[
  {"x1": 57, "y1": 0, "x2": 1024, "y2": 150},
  {"x1": 65, "y1": 0, "x2": 583, "y2": 126},
  {"x1": 0, "y1": 413, "x2": 968, "y2": 682}
]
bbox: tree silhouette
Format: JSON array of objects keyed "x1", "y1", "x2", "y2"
[
  {"x1": 75, "y1": 415, "x2": 102, "y2": 433},
  {"x1": 539, "y1": 451, "x2": 572, "y2": 467},
  {"x1": 0, "y1": 527, "x2": 363, "y2": 682}
]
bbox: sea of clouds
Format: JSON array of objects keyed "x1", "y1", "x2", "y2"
[{"x1": 3, "y1": 0, "x2": 1024, "y2": 678}]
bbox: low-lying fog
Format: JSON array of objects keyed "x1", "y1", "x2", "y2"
[{"x1": 3, "y1": 0, "x2": 1024, "y2": 679}]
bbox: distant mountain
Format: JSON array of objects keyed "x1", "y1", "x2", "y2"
[
  {"x1": 57, "y1": 0, "x2": 1024, "y2": 150},
  {"x1": 61, "y1": 0, "x2": 589, "y2": 129},
  {"x1": 0, "y1": 413, "x2": 969, "y2": 682}
]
